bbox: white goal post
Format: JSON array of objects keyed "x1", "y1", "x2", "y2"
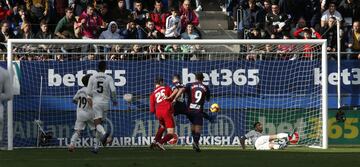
[{"x1": 4, "y1": 39, "x2": 328, "y2": 150}]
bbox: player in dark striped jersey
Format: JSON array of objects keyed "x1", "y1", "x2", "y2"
[
  {"x1": 167, "y1": 74, "x2": 214, "y2": 121},
  {"x1": 184, "y1": 73, "x2": 210, "y2": 152}
]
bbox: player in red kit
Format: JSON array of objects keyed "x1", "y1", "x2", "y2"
[{"x1": 149, "y1": 77, "x2": 175, "y2": 150}]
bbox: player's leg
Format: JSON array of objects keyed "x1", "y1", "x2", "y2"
[
  {"x1": 69, "y1": 121, "x2": 86, "y2": 152},
  {"x1": 93, "y1": 104, "x2": 110, "y2": 145},
  {"x1": 0, "y1": 105, "x2": 4, "y2": 144},
  {"x1": 151, "y1": 118, "x2": 166, "y2": 150},
  {"x1": 156, "y1": 114, "x2": 175, "y2": 150},
  {"x1": 269, "y1": 133, "x2": 290, "y2": 141},
  {"x1": 87, "y1": 120, "x2": 100, "y2": 153},
  {"x1": 254, "y1": 136, "x2": 272, "y2": 150},
  {"x1": 190, "y1": 112, "x2": 203, "y2": 152}
]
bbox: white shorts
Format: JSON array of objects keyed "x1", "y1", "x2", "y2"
[
  {"x1": 93, "y1": 103, "x2": 109, "y2": 120},
  {"x1": 255, "y1": 135, "x2": 271, "y2": 150},
  {"x1": 75, "y1": 110, "x2": 95, "y2": 130}
]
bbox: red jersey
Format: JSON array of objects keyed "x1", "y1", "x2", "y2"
[{"x1": 150, "y1": 85, "x2": 173, "y2": 116}]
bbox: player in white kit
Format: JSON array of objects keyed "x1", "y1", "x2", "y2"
[
  {"x1": 86, "y1": 61, "x2": 117, "y2": 146},
  {"x1": 68, "y1": 74, "x2": 101, "y2": 153},
  {"x1": 0, "y1": 66, "x2": 13, "y2": 146},
  {"x1": 240, "y1": 122, "x2": 296, "y2": 150}
]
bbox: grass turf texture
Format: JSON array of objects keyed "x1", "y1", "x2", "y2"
[{"x1": 1, "y1": 146, "x2": 360, "y2": 167}]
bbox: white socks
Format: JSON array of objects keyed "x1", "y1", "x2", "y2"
[
  {"x1": 273, "y1": 144, "x2": 280, "y2": 150},
  {"x1": 0, "y1": 107, "x2": 3, "y2": 142},
  {"x1": 276, "y1": 133, "x2": 288, "y2": 139},
  {"x1": 96, "y1": 124, "x2": 106, "y2": 136},
  {"x1": 70, "y1": 132, "x2": 80, "y2": 145},
  {"x1": 93, "y1": 130, "x2": 100, "y2": 149}
]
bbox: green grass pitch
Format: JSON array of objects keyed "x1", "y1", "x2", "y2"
[{"x1": 1, "y1": 146, "x2": 360, "y2": 167}]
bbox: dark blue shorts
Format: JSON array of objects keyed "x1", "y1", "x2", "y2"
[
  {"x1": 173, "y1": 102, "x2": 188, "y2": 116},
  {"x1": 188, "y1": 110, "x2": 203, "y2": 126}
]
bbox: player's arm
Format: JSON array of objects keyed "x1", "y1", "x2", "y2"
[
  {"x1": 86, "y1": 76, "x2": 94, "y2": 98},
  {"x1": 109, "y1": 77, "x2": 117, "y2": 106},
  {"x1": 172, "y1": 87, "x2": 185, "y2": 102},
  {"x1": 166, "y1": 88, "x2": 179, "y2": 100},
  {"x1": 0, "y1": 72, "x2": 13, "y2": 101},
  {"x1": 149, "y1": 93, "x2": 155, "y2": 114},
  {"x1": 72, "y1": 91, "x2": 80, "y2": 104}
]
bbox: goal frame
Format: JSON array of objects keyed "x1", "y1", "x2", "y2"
[{"x1": 5, "y1": 39, "x2": 328, "y2": 150}]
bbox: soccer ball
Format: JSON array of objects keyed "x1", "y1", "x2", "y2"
[
  {"x1": 123, "y1": 93, "x2": 133, "y2": 103},
  {"x1": 209, "y1": 103, "x2": 220, "y2": 113},
  {"x1": 168, "y1": 134, "x2": 178, "y2": 145}
]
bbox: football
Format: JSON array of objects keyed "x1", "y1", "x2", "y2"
[
  {"x1": 168, "y1": 134, "x2": 178, "y2": 145},
  {"x1": 210, "y1": 103, "x2": 220, "y2": 113},
  {"x1": 123, "y1": 93, "x2": 133, "y2": 103}
]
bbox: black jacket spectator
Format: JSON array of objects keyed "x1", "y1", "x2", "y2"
[
  {"x1": 111, "y1": 0, "x2": 132, "y2": 29},
  {"x1": 321, "y1": 18, "x2": 338, "y2": 52},
  {"x1": 303, "y1": 0, "x2": 321, "y2": 28},
  {"x1": 265, "y1": 4, "x2": 291, "y2": 38},
  {"x1": 120, "y1": 21, "x2": 144, "y2": 39},
  {"x1": 338, "y1": 0, "x2": 360, "y2": 25},
  {"x1": 238, "y1": 1, "x2": 265, "y2": 39}
]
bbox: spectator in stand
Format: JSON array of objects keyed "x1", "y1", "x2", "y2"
[
  {"x1": 99, "y1": 21, "x2": 120, "y2": 56},
  {"x1": 19, "y1": 22, "x2": 34, "y2": 39},
  {"x1": 99, "y1": 21, "x2": 120, "y2": 39},
  {"x1": 179, "y1": 0, "x2": 199, "y2": 33},
  {"x1": 338, "y1": 0, "x2": 360, "y2": 27},
  {"x1": 0, "y1": 21, "x2": 15, "y2": 51},
  {"x1": 99, "y1": 3, "x2": 112, "y2": 25},
  {"x1": 165, "y1": 7, "x2": 181, "y2": 39},
  {"x1": 36, "y1": 20, "x2": 54, "y2": 39},
  {"x1": 0, "y1": 0, "x2": 12, "y2": 22},
  {"x1": 55, "y1": 7, "x2": 76, "y2": 39},
  {"x1": 345, "y1": 21, "x2": 360, "y2": 59},
  {"x1": 53, "y1": 0, "x2": 68, "y2": 21},
  {"x1": 165, "y1": 44, "x2": 186, "y2": 60},
  {"x1": 303, "y1": 0, "x2": 321, "y2": 29},
  {"x1": 294, "y1": 27, "x2": 322, "y2": 39},
  {"x1": 75, "y1": 5, "x2": 104, "y2": 39},
  {"x1": 119, "y1": 20, "x2": 143, "y2": 39},
  {"x1": 321, "y1": 17, "x2": 338, "y2": 53},
  {"x1": 263, "y1": 0, "x2": 271, "y2": 14},
  {"x1": 8, "y1": 6, "x2": 29, "y2": 36},
  {"x1": 132, "y1": 0, "x2": 149, "y2": 28},
  {"x1": 265, "y1": 4, "x2": 291, "y2": 39},
  {"x1": 26, "y1": 0, "x2": 49, "y2": 24},
  {"x1": 181, "y1": 23, "x2": 199, "y2": 39},
  {"x1": 143, "y1": 20, "x2": 163, "y2": 39},
  {"x1": 238, "y1": 0, "x2": 265, "y2": 39},
  {"x1": 75, "y1": 5, "x2": 104, "y2": 53},
  {"x1": 320, "y1": 2, "x2": 343, "y2": 27},
  {"x1": 70, "y1": 0, "x2": 94, "y2": 16},
  {"x1": 112, "y1": 0, "x2": 132, "y2": 29},
  {"x1": 150, "y1": 0, "x2": 169, "y2": 35},
  {"x1": 247, "y1": 28, "x2": 263, "y2": 39}
]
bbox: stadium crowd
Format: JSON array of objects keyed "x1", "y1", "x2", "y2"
[{"x1": 0, "y1": 0, "x2": 358, "y2": 60}]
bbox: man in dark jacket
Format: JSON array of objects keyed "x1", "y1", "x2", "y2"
[
  {"x1": 265, "y1": 4, "x2": 291, "y2": 39},
  {"x1": 238, "y1": 0, "x2": 266, "y2": 39}
]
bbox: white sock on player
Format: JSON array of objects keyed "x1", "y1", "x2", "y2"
[
  {"x1": 96, "y1": 124, "x2": 106, "y2": 136},
  {"x1": 93, "y1": 130, "x2": 100, "y2": 149},
  {"x1": 70, "y1": 132, "x2": 80, "y2": 145},
  {"x1": 0, "y1": 108, "x2": 3, "y2": 142},
  {"x1": 273, "y1": 144, "x2": 280, "y2": 150},
  {"x1": 276, "y1": 133, "x2": 288, "y2": 139}
]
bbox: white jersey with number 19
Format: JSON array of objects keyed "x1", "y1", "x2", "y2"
[{"x1": 86, "y1": 72, "x2": 116, "y2": 104}]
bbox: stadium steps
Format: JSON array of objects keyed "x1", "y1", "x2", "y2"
[{"x1": 197, "y1": 11, "x2": 229, "y2": 30}]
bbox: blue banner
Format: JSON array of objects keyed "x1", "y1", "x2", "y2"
[{"x1": 1, "y1": 60, "x2": 360, "y2": 147}]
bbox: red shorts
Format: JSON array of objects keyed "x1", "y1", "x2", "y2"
[{"x1": 157, "y1": 113, "x2": 175, "y2": 128}]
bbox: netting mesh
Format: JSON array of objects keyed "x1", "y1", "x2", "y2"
[{"x1": 4, "y1": 40, "x2": 325, "y2": 148}]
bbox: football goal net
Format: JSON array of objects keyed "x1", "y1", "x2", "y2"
[{"x1": 2, "y1": 39, "x2": 328, "y2": 150}]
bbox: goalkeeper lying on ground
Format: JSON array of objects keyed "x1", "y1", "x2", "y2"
[{"x1": 240, "y1": 122, "x2": 296, "y2": 150}]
